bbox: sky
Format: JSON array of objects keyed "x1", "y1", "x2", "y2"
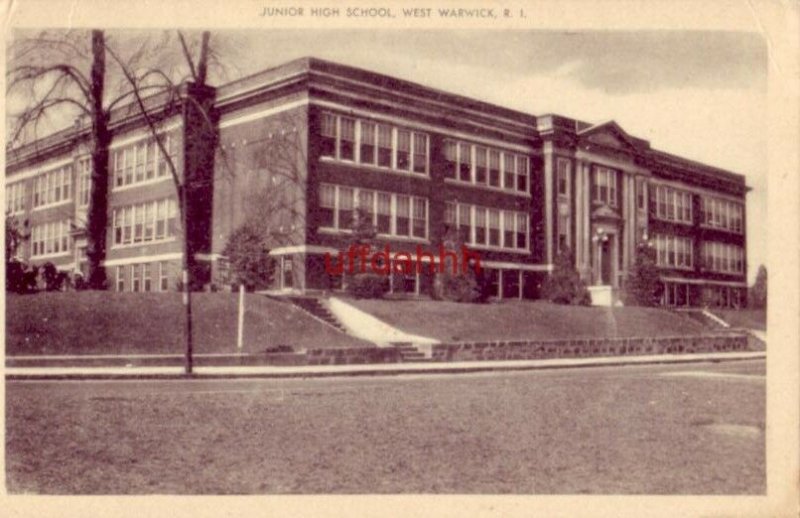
[
  {"x1": 8, "y1": 29, "x2": 767, "y2": 281},
  {"x1": 224, "y1": 29, "x2": 767, "y2": 282}
]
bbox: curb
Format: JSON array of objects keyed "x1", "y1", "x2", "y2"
[{"x1": 4, "y1": 351, "x2": 765, "y2": 381}]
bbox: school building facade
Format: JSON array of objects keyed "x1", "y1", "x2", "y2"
[{"x1": 5, "y1": 57, "x2": 749, "y2": 307}]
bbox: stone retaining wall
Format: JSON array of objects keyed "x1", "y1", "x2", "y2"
[
  {"x1": 429, "y1": 334, "x2": 749, "y2": 362},
  {"x1": 304, "y1": 346, "x2": 402, "y2": 365}
]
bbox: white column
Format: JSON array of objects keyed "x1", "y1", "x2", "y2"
[
  {"x1": 582, "y1": 162, "x2": 592, "y2": 273},
  {"x1": 543, "y1": 143, "x2": 554, "y2": 265}
]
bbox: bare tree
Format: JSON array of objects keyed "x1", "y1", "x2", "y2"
[
  {"x1": 8, "y1": 29, "x2": 229, "y2": 373},
  {"x1": 7, "y1": 30, "x2": 178, "y2": 289}
]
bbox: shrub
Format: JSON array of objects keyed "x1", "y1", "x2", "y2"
[
  {"x1": 346, "y1": 273, "x2": 389, "y2": 299},
  {"x1": 222, "y1": 224, "x2": 274, "y2": 290},
  {"x1": 432, "y1": 228, "x2": 482, "y2": 303},
  {"x1": 40, "y1": 262, "x2": 61, "y2": 291},
  {"x1": 625, "y1": 242, "x2": 663, "y2": 306},
  {"x1": 541, "y1": 247, "x2": 590, "y2": 305}
]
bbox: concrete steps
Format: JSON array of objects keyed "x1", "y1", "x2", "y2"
[
  {"x1": 391, "y1": 342, "x2": 430, "y2": 362},
  {"x1": 285, "y1": 296, "x2": 348, "y2": 333}
]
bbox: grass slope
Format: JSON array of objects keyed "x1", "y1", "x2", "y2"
[
  {"x1": 346, "y1": 298, "x2": 709, "y2": 342},
  {"x1": 712, "y1": 309, "x2": 767, "y2": 331},
  {"x1": 6, "y1": 292, "x2": 371, "y2": 356}
]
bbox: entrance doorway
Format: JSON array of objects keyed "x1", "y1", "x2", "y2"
[{"x1": 600, "y1": 238, "x2": 612, "y2": 285}]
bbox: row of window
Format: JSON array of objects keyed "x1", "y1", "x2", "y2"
[
  {"x1": 112, "y1": 198, "x2": 179, "y2": 247},
  {"x1": 320, "y1": 113, "x2": 429, "y2": 174},
  {"x1": 32, "y1": 165, "x2": 72, "y2": 209},
  {"x1": 556, "y1": 158, "x2": 572, "y2": 197},
  {"x1": 702, "y1": 242, "x2": 745, "y2": 274},
  {"x1": 112, "y1": 133, "x2": 177, "y2": 189},
  {"x1": 443, "y1": 140, "x2": 530, "y2": 194},
  {"x1": 444, "y1": 202, "x2": 529, "y2": 251},
  {"x1": 6, "y1": 181, "x2": 26, "y2": 214},
  {"x1": 654, "y1": 233, "x2": 694, "y2": 269},
  {"x1": 653, "y1": 184, "x2": 693, "y2": 224},
  {"x1": 702, "y1": 197, "x2": 744, "y2": 233},
  {"x1": 319, "y1": 184, "x2": 428, "y2": 239},
  {"x1": 31, "y1": 220, "x2": 71, "y2": 257},
  {"x1": 591, "y1": 166, "x2": 618, "y2": 207},
  {"x1": 116, "y1": 262, "x2": 171, "y2": 292}
]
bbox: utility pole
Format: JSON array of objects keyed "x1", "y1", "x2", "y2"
[{"x1": 182, "y1": 182, "x2": 193, "y2": 375}]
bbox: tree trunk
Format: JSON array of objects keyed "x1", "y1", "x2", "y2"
[{"x1": 86, "y1": 30, "x2": 111, "y2": 289}]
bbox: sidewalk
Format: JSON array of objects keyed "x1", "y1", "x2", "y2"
[{"x1": 5, "y1": 351, "x2": 765, "y2": 380}]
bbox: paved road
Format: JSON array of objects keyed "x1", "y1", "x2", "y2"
[{"x1": 6, "y1": 359, "x2": 765, "y2": 494}]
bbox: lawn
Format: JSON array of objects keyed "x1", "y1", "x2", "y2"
[
  {"x1": 712, "y1": 309, "x2": 767, "y2": 331},
  {"x1": 346, "y1": 298, "x2": 709, "y2": 342},
  {"x1": 6, "y1": 292, "x2": 372, "y2": 356},
  {"x1": 6, "y1": 361, "x2": 765, "y2": 494}
]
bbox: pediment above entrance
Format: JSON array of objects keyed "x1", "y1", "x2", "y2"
[
  {"x1": 591, "y1": 204, "x2": 622, "y2": 221},
  {"x1": 578, "y1": 121, "x2": 643, "y2": 153}
]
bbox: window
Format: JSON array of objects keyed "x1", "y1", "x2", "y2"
[
  {"x1": 654, "y1": 234, "x2": 694, "y2": 269},
  {"x1": 320, "y1": 113, "x2": 428, "y2": 175},
  {"x1": 592, "y1": 166, "x2": 617, "y2": 206},
  {"x1": 320, "y1": 113, "x2": 337, "y2": 158},
  {"x1": 117, "y1": 265, "x2": 125, "y2": 292},
  {"x1": 516, "y1": 213, "x2": 528, "y2": 250},
  {"x1": 449, "y1": 203, "x2": 527, "y2": 251},
  {"x1": 516, "y1": 156, "x2": 528, "y2": 192},
  {"x1": 339, "y1": 117, "x2": 355, "y2": 161},
  {"x1": 475, "y1": 147, "x2": 488, "y2": 185},
  {"x1": 135, "y1": 141, "x2": 146, "y2": 183},
  {"x1": 32, "y1": 166, "x2": 72, "y2": 208},
  {"x1": 396, "y1": 130, "x2": 411, "y2": 170},
  {"x1": 131, "y1": 264, "x2": 141, "y2": 292},
  {"x1": 112, "y1": 198, "x2": 178, "y2": 246},
  {"x1": 6, "y1": 181, "x2": 26, "y2": 214},
  {"x1": 358, "y1": 190, "x2": 375, "y2": 223},
  {"x1": 78, "y1": 158, "x2": 91, "y2": 207},
  {"x1": 474, "y1": 207, "x2": 487, "y2": 245},
  {"x1": 458, "y1": 203, "x2": 471, "y2": 244},
  {"x1": 377, "y1": 124, "x2": 392, "y2": 167},
  {"x1": 557, "y1": 158, "x2": 570, "y2": 197},
  {"x1": 703, "y1": 197, "x2": 743, "y2": 233},
  {"x1": 338, "y1": 187, "x2": 354, "y2": 230},
  {"x1": 159, "y1": 261, "x2": 170, "y2": 291},
  {"x1": 31, "y1": 220, "x2": 71, "y2": 257},
  {"x1": 412, "y1": 133, "x2": 428, "y2": 174},
  {"x1": 412, "y1": 198, "x2": 426, "y2": 238},
  {"x1": 142, "y1": 263, "x2": 152, "y2": 292},
  {"x1": 458, "y1": 143, "x2": 472, "y2": 182},
  {"x1": 319, "y1": 184, "x2": 336, "y2": 228},
  {"x1": 654, "y1": 185, "x2": 692, "y2": 223},
  {"x1": 396, "y1": 195, "x2": 410, "y2": 236},
  {"x1": 377, "y1": 193, "x2": 392, "y2": 234},
  {"x1": 703, "y1": 242, "x2": 744, "y2": 274},
  {"x1": 318, "y1": 184, "x2": 428, "y2": 240},
  {"x1": 359, "y1": 121, "x2": 376, "y2": 165},
  {"x1": 503, "y1": 152, "x2": 515, "y2": 190},
  {"x1": 488, "y1": 209, "x2": 500, "y2": 247},
  {"x1": 489, "y1": 150, "x2": 501, "y2": 187},
  {"x1": 503, "y1": 210, "x2": 515, "y2": 248},
  {"x1": 113, "y1": 134, "x2": 174, "y2": 188},
  {"x1": 444, "y1": 140, "x2": 457, "y2": 179},
  {"x1": 637, "y1": 179, "x2": 646, "y2": 210}
]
